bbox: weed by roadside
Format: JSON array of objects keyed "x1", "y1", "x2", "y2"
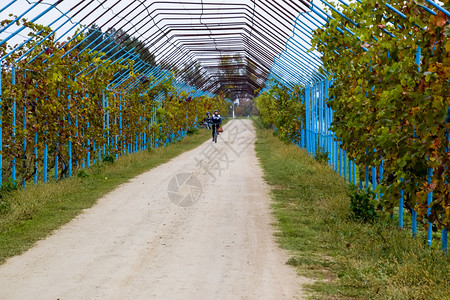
[
  {"x1": 347, "y1": 185, "x2": 377, "y2": 223},
  {"x1": 0, "y1": 179, "x2": 18, "y2": 215},
  {"x1": 314, "y1": 146, "x2": 329, "y2": 165},
  {"x1": 103, "y1": 154, "x2": 115, "y2": 164},
  {"x1": 187, "y1": 128, "x2": 199, "y2": 135}
]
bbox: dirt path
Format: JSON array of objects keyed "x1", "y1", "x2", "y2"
[{"x1": 0, "y1": 119, "x2": 308, "y2": 300}]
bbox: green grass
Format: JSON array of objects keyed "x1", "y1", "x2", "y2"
[
  {"x1": 0, "y1": 128, "x2": 211, "y2": 264},
  {"x1": 254, "y1": 120, "x2": 450, "y2": 300}
]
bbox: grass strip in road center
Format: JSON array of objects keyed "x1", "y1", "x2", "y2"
[
  {"x1": 253, "y1": 119, "x2": 449, "y2": 299},
  {"x1": 0, "y1": 128, "x2": 212, "y2": 265}
]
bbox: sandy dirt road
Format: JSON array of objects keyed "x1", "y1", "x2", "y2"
[{"x1": 0, "y1": 119, "x2": 308, "y2": 300}]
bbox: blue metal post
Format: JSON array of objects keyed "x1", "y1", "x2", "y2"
[
  {"x1": 344, "y1": 150, "x2": 347, "y2": 181},
  {"x1": 55, "y1": 90, "x2": 60, "y2": 182},
  {"x1": 330, "y1": 101, "x2": 333, "y2": 167},
  {"x1": 12, "y1": 68, "x2": 16, "y2": 182},
  {"x1": 309, "y1": 85, "x2": 313, "y2": 155},
  {"x1": 87, "y1": 120, "x2": 90, "y2": 168},
  {"x1": 325, "y1": 80, "x2": 331, "y2": 165},
  {"x1": 380, "y1": 159, "x2": 389, "y2": 218},
  {"x1": 102, "y1": 91, "x2": 106, "y2": 158},
  {"x1": 307, "y1": 85, "x2": 314, "y2": 155},
  {"x1": 139, "y1": 115, "x2": 142, "y2": 151},
  {"x1": 399, "y1": 183, "x2": 404, "y2": 229},
  {"x1": 365, "y1": 165, "x2": 369, "y2": 189},
  {"x1": 349, "y1": 160, "x2": 352, "y2": 184},
  {"x1": 328, "y1": 81, "x2": 332, "y2": 165},
  {"x1": 380, "y1": 160, "x2": 383, "y2": 192},
  {"x1": 412, "y1": 46, "x2": 421, "y2": 238},
  {"x1": 335, "y1": 137, "x2": 338, "y2": 173},
  {"x1": 147, "y1": 107, "x2": 154, "y2": 149},
  {"x1": 443, "y1": 227, "x2": 448, "y2": 253},
  {"x1": 305, "y1": 86, "x2": 309, "y2": 154},
  {"x1": 115, "y1": 96, "x2": 118, "y2": 159},
  {"x1": 22, "y1": 79, "x2": 27, "y2": 189},
  {"x1": 312, "y1": 83, "x2": 317, "y2": 155},
  {"x1": 34, "y1": 128, "x2": 37, "y2": 184},
  {"x1": 0, "y1": 62, "x2": 2, "y2": 186},
  {"x1": 43, "y1": 142, "x2": 47, "y2": 184},
  {"x1": 427, "y1": 168, "x2": 433, "y2": 246},
  {"x1": 445, "y1": 125, "x2": 449, "y2": 252},
  {"x1": 319, "y1": 81, "x2": 323, "y2": 149},
  {"x1": 68, "y1": 94, "x2": 72, "y2": 178},
  {"x1": 106, "y1": 94, "x2": 110, "y2": 151},
  {"x1": 412, "y1": 208, "x2": 417, "y2": 237},
  {"x1": 98, "y1": 142, "x2": 102, "y2": 164},
  {"x1": 31, "y1": 71, "x2": 37, "y2": 184},
  {"x1": 372, "y1": 164, "x2": 377, "y2": 197},
  {"x1": 120, "y1": 96, "x2": 123, "y2": 155},
  {"x1": 321, "y1": 80, "x2": 325, "y2": 150},
  {"x1": 301, "y1": 93, "x2": 305, "y2": 149}
]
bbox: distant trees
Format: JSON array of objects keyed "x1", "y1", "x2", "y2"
[
  {"x1": 235, "y1": 99, "x2": 259, "y2": 117},
  {"x1": 179, "y1": 61, "x2": 207, "y2": 90},
  {"x1": 83, "y1": 24, "x2": 155, "y2": 66},
  {"x1": 218, "y1": 54, "x2": 265, "y2": 100},
  {"x1": 218, "y1": 54, "x2": 243, "y2": 92}
]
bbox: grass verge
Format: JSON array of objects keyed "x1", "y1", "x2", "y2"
[
  {"x1": 254, "y1": 119, "x2": 449, "y2": 300},
  {"x1": 0, "y1": 128, "x2": 211, "y2": 264}
]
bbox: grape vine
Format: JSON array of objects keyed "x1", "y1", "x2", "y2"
[{"x1": 311, "y1": 0, "x2": 450, "y2": 228}]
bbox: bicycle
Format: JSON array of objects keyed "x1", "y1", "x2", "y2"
[
  {"x1": 200, "y1": 117, "x2": 212, "y2": 130},
  {"x1": 212, "y1": 124, "x2": 223, "y2": 143},
  {"x1": 213, "y1": 128, "x2": 218, "y2": 143},
  {"x1": 200, "y1": 121, "x2": 211, "y2": 129}
]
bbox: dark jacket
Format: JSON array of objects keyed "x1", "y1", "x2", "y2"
[{"x1": 211, "y1": 114, "x2": 222, "y2": 125}]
